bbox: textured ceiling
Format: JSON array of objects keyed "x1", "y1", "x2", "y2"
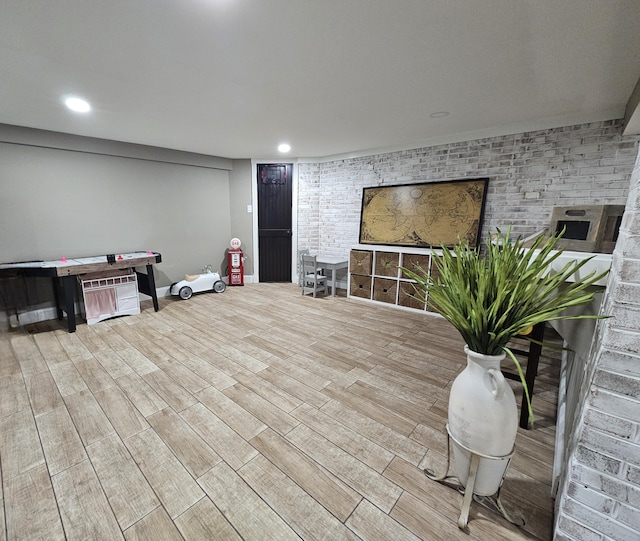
[{"x1": 2, "y1": 0, "x2": 640, "y2": 159}]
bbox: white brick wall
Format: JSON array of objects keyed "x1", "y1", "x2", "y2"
[
  {"x1": 554, "y1": 137, "x2": 640, "y2": 540},
  {"x1": 297, "y1": 162, "x2": 321, "y2": 251},
  {"x1": 298, "y1": 120, "x2": 637, "y2": 257}
]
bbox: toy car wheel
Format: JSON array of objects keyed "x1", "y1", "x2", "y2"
[
  {"x1": 179, "y1": 286, "x2": 193, "y2": 300},
  {"x1": 214, "y1": 280, "x2": 226, "y2": 293}
]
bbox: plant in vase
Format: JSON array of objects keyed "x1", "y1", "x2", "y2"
[{"x1": 402, "y1": 227, "x2": 609, "y2": 496}]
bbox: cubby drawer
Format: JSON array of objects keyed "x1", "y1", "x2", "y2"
[
  {"x1": 373, "y1": 277, "x2": 397, "y2": 304},
  {"x1": 350, "y1": 250, "x2": 373, "y2": 275},
  {"x1": 350, "y1": 274, "x2": 372, "y2": 298},
  {"x1": 399, "y1": 281, "x2": 425, "y2": 310},
  {"x1": 375, "y1": 251, "x2": 399, "y2": 277},
  {"x1": 401, "y1": 253, "x2": 430, "y2": 279}
]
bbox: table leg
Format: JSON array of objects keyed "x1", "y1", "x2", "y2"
[
  {"x1": 519, "y1": 322, "x2": 544, "y2": 429},
  {"x1": 147, "y1": 264, "x2": 159, "y2": 311},
  {"x1": 136, "y1": 265, "x2": 160, "y2": 312},
  {"x1": 331, "y1": 268, "x2": 337, "y2": 296},
  {"x1": 61, "y1": 276, "x2": 76, "y2": 333},
  {"x1": 51, "y1": 277, "x2": 63, "y2": 319}
]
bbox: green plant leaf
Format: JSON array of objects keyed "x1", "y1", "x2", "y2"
[{"x1": 399, "y1": 226, "x2": 610, "y2": 423}]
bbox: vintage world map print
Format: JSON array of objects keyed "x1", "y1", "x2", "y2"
[{"x1": 359, "y1": 179, "x2": 488, "y2": 248}]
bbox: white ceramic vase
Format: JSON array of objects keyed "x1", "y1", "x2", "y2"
[{"x1": 447, "y1": 345, "x2": 518, "y2": 496}]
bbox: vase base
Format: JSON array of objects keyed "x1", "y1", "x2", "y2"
[{"x1": 424, "y1": 425, "x2": 525, "y2": 531}]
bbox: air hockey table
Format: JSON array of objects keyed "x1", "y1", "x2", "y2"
[{"x1": 0, "y1": 251, "x2": 162, "y2": 332}]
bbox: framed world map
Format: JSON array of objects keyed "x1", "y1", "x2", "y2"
[{"x1": 359, "y1": 178, "x2": 489, "y2": 248}]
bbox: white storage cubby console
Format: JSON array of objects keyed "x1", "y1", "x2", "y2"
[
  {"x1": 348, "y1": 245, "x2": 440, "y2": 313},
  {"x1": 80, "y1": 271, "x2": 140, "y2": 325}
]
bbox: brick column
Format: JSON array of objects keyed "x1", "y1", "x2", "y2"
[{"x1": 554, "y1": 142, "x2": 640, "y2": 540}]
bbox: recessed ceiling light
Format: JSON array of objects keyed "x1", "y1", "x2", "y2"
[
  {"x1": 64, "y1": 96, "x2": 91, "y2": 113},
  {"x1": 430, "y1": 111, "x2": 450, "y2": 119},
  {"x1": 278, "y1": 143, "x2": 291, "y2": 153}
]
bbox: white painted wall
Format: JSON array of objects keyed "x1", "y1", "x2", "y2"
[{"x1": 0, "y1": 126, "x2": 236, "y2": 287}]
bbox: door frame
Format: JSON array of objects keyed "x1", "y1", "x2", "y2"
[{"x1": 251, "y1": 159, "x2": 299, "y2": 284}]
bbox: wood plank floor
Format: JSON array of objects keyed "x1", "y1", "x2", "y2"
[{"x1": 0, "y1": 283, "x2": 561, "y2": 540}]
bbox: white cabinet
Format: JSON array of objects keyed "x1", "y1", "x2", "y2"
[
  {"x1": 348, "y1": 245, "x2": 439, "y2": 313},
  {"x1": 81, "y1": 272, "x2": 140, "y2": 325}
]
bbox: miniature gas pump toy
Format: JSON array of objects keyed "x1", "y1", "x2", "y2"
[{"x1": 228, "y1": 237, "x2": 244, "y2": 286}]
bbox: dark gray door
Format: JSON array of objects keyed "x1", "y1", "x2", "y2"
[{"x1": 257, "y1": 163, "x2": 293, "y2": 282}]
